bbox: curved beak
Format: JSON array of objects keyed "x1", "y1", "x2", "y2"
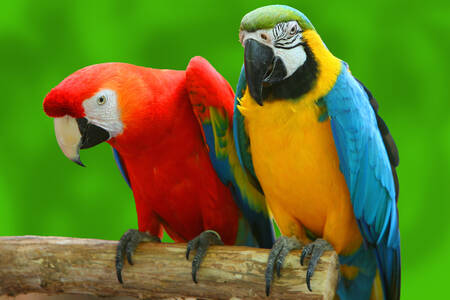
[
  {"x1": 54, "y1": 116, "x2": 110, "y2": 167},
  {"x1": 244, "y1": 39, "x2": 287, "y2": 105}
]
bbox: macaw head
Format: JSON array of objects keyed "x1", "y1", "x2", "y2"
[
  {"x1": 43, "y1": 63, "x2": 173, "y2": 166},
  {"x1": 239, "y1": 5, "x2": 324, "y2": 104}
]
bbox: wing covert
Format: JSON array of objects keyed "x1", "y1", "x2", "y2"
[
  {"x1": 186, "y1": 57, "x2": 275, "y2": 248},
  {"x1": 325, "y1": 63, "x2": 400, "y2": 300}
]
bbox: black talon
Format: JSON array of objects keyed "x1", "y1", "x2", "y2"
[
  {"x1": 185, "y1": 230, "x2": 223, "y2": 284},
  {"x1": 265, "y1": 236, "x2": 302, "y2": 296},
  {"x1": 265, "y1": 279, "x2": 272, "y2": 297},
  {"x1": 115, "y1": 229, "x2": 160, "y2": 284},
  {"x1": 300, "y1": 239, "x2": 333, "y2": 292},
  {"x1": 115, "y1": 253, "x2": 124, "y2": 284},
  {"x1": 306, "y1": 268, "x2": 314, "y2": 291}
]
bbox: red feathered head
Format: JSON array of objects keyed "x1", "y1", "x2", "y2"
[
  {"x1": 42, "y1": 62, "x2": 188, "y2": 165},
  {"x1": 43, "y1": 63, "x2": 124, "y2": 118}
]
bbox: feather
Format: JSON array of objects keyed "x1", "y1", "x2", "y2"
[
  {"x1": 186, "y1": 57, "x2": 275, "y2": 248},
  {"x1": 113, "y1": 148, "x2": 131, "y2": 188},
  {"x1": 325, "y1": 63, "x2": 400, "y2": 300}
]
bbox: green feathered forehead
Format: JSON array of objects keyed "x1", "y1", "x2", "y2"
[{"x1": 240, "y1": 5, "x2": 315, "y2": 32}]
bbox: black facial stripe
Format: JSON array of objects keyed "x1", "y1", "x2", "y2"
[
  {"x1": 275, "y1": 41, "x2": 305, "y2": 50},
  {"x1": 273, "y1": 22, "x2": 288, "y2": 39},
  {"x1": 275, "y1": 38, "x2": 298, "y2": 46},
  {"x1": 273, "y1": 21, "x2": 303, "y2": 42},
  {"x1": 276, "y1": 36, "x2": 297, "y2": 45}
]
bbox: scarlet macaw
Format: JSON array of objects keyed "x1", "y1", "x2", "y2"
[{"x1": 43, "y1": 57, "x2": 274, "y2": 283}]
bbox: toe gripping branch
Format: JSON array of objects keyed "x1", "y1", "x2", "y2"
[
  {"x1": 265, "y1": 237, "x2": 334, "y2": 295},
  {"x1": 186, "y1": 230, "x2": 224, "y2": 283},
  {"x1": 265, "y1": 236, "x2": 302, "y2": 296},
  {"x1": 115, "y1": 229, "x2": 161, "y2": 284},
  {"x1": 300, "y1": 238, "x2": 334, "y2": 292}
]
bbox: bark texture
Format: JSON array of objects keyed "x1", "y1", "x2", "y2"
[{"x1": 0, "y1": 236, "x2": 339, "y2": 299}]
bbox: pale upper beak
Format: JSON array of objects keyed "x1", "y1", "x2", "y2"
[
  {"x1": 54, "y1": 116, "x2": 84, "y2": 166},
  {"x1": 53, "y1": 115, "x2": 110, "y2": 167}
]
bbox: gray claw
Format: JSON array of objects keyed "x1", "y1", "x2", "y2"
[
  {"x1": 265, "y1": 236, "x2": 302, "y2": 296},
  {"x1": 186, "y1": 230, "x2": 223, "y2": 284},
  {"x1": 300, "y1": 239, "x2": 333, "y2": 291},
  {"x1": 115, "y1": 229, "x2": 160, "y2": 284}
]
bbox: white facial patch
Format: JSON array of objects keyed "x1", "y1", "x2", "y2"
[
  {"x1": 82, "y1": 89, "x2": 123, "y2": 138},
  {"x1": 273, "y1": 45, "x2": 307, "y2": 78},
  {"x1": 240, "y1": 20, "x2": 307, "y2": 79}
]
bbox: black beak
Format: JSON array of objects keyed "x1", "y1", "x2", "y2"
[
  {"x1": 244, "y1": 39, "x2": 287, "y2": 105},
  {"x1": 76, "y1": 118, "x2": 110, "y2": 150},
  {"x1": 244, "y1": 39, "x2": 273, "y2": 105},
  {"x1": 263, "y1": 56, "x2": 287, "y2": 85}
]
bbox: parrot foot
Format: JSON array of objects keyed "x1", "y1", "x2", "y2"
[
  {"x1": 265, "y1": 236, "x2": 303, "y2": 296},
  {"x1": 186, "y1": 230, "x2": 224, "y2": 283},
  {"x1": 300, "y1": 238, "x2": 334, "y2": 292},
  {"x1": 115, "y1": 229, "x2": 160, "y2": 284}
]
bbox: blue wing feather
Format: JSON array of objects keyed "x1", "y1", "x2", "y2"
[
  {"x1": 325, "y1": 63, "x2": 400, "y2": 300},
  {"x1": 113, "y1": 148, "x2": 131, "y2": 188}
]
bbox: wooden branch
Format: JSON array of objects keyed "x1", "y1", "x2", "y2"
[{"x1": 0, "y1": 236, "x2": 339, "y2": 299}]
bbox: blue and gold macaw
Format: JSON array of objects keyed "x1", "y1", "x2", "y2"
[{"x1": 233, "y1": 5, "x2": 400, "y2": 300}]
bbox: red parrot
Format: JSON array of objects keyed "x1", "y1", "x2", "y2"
[{"x1": 43, "y1": 57, "x2": 274, "y2": 283}]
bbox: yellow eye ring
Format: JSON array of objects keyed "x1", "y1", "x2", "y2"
[{"x1": 97, "y1": 96, "x2": 106, "y2": 105}]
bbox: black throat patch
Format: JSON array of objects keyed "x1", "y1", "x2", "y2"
[{"x1": 261, "y1": 42, "x2": 318, "y2": 102}]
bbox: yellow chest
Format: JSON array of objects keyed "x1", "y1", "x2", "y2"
[
  {"x1": 237, "y1": 30, "x2": 362, "y2": 253},
  {"x1": 240, "y1": 92, "x2": 351, "y2": 233}
]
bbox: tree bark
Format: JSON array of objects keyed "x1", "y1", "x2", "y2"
[{"x1": 0, "y1": 236, "x2": 339, "y2": 299}]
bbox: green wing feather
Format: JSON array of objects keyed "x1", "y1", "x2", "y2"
[{"x1": 186, "y1": 57, "x2": 275, "y2": 248}]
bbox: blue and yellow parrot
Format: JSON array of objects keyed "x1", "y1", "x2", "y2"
[{"x1": 233, "y1": 5, "x2": 400, "y2": 300}]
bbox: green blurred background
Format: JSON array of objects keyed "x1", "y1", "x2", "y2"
[{"x1": 0, "y1": 0, "x2": 448, "y2": 298}]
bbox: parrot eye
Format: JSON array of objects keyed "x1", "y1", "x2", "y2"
[
  {"x1": 289, "y1": 24, "x2": 298, "y2": 35},
  {"x1": 97, "y1": 95, "x2": 106, "y2": 105},
  {"x1": 260, "y1": 33, "x2": 268, "y2": 41}
]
